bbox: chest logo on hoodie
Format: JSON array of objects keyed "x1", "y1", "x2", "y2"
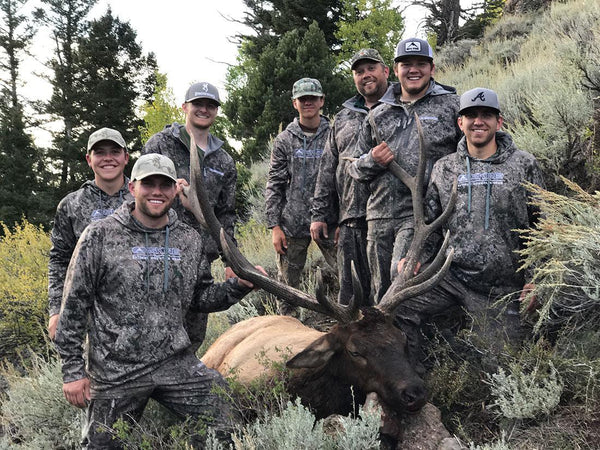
[
  {"x1": 90, "y1": 208, "x2": 115, "y2": 221},
  {"x1": 294, "y1": 148, "x2": 323, "y2": 159},
  {"x1": 131, "y1": 247, "x2": 182, "y2": 261},
  {"x1": 458, "y1": 172, "x2": 504, "y2": 187}
]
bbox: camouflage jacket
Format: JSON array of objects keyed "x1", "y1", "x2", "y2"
[
  {"x1": 48, "y1": 180, "x2": 132, "y2": 316},
  {"x1": 142, "y1": 123, "x2": 237, "y2": 262},
  {"x1": 265, "y1": 116, "x2": 332, "y2": 238},
  {"x1": 311, "y1": 94, "x2": 371, "y2": 226},
  {"x1": 348, "y1": 80, "x2": 461, "y2": 221},
  {"x1": 54, "y1": 201, "x2": 250, "y2": 386},
  {"x1": 426, "y1": 131, "x2": 545, "y2": 293}
]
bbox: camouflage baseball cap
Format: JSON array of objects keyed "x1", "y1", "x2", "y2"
[
  {"x1": 131, "y1": 154, "x2": 177, "y2": 183},
  {"x1": 185, "y1": 82, "x2": 221, "y2": 105},
  {"x1": 459, "y1": 88, "x2": 501, "y2": 115},
  {"x1": 350, "y1": 48, "x2": 385, "y2": 70},
  {"x1": 394, "y1": 38, "x2": 434, "y2": 62},
  {"x1": 292, "y1": 78, "x2": 324, "y2": 99},
  {"x1": 87, "y1": 127, "x2": 126, "y2": 152}
]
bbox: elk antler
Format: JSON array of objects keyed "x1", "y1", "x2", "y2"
[
  {"x1": 183, "y1": 135, "x2": 361, "y2": 324},
  {"x1": 368, "y1": 113, "x2": 458, "y2": 315}
]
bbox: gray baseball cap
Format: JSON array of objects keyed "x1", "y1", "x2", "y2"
[
  {"x1": 87, "y1": 127, "x2": 126, "y2": 152},
  {"x1": 350, "y1": 48, "x2": 385, "y2": 70},
  {"x1": 394, "y1": 38, "x2": 434, "y2": 62},
  {"x1": 459, "y1": 88, "x2": 501, "y2": 115},
  {"x1": 131, "y1": 154, "x2": 177, "y2": 183},
  {"x1": 292, "y1": 78, "x2": 324, "y2": 99},
  {"x1": 185, "y1": 82, "x2": 221, "y2": 105}
]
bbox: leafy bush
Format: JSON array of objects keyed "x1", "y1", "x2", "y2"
[{"x1": 0, "y1": 221, "x2": 50, "y2": 360}]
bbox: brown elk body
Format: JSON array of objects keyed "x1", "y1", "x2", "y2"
[{"x1": 187, "y1": 116, "x2": 457, "y2": 420}]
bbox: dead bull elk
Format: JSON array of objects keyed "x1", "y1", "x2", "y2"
[{"x1": 185, "y1": 115, "x2": 457, "y2": 420}]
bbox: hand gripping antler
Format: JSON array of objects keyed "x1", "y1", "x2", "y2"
[
  {"x1": 183, "y1": 134, "x2": 361, "y2": 324},
  {"x1": 368, "y1": 112, "x2": 458, "y2": 315}
]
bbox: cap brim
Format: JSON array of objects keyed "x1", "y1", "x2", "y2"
[
  {"x1": 185, "y1": 96, "x2": 221, "y2": 106},
  {"x1": 292, "y1": 92, "x2": 324, "y2": 99},
  {"x1": 459, "y1": 105, "x2": 501, "y2": 115},
  {"x1": 351, "y1": 57, "x2": 383, "y2": 70},
  {"x1": 133, "y1": 171, "x2": 178, "y2": 183}
]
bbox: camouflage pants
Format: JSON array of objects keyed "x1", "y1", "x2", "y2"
[
  {"x1": 394, "y1": 270, "x2": 528, "y2": 372},
  {"x1": 277, "y1": 235, "x2": 337, "y2": 315},
  {"x1": 84, "y1": 352, "x2": 235, "y2": 449},
  {"x1": 367, "y1": 218, "x2": 410, "y2": 303},
  {"x1": 337, "y1": 220, "x2": 371, "y2": 306}
]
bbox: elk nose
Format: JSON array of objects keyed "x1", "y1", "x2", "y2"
[{"x1": 402, "y1": 384, "x2": 427, "y2": 411}]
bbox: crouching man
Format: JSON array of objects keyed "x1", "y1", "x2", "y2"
[{"x1": 55, "y1": 154, "x2": 257, "y2": 448}]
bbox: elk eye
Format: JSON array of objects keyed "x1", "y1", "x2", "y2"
[{"x1": 348, "y1": 350, "x2": 362, "y2": 358}]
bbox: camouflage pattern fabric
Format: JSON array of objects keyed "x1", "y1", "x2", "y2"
[
  {"x1": 142, "y1": 122, "x2": 237, "y2": 262},
  {"x1": 265, "y1": 116, "x2": 333, "y2": 238},
  {"x1": 394, "y1": 131, "x2": 544, "y2": 368},
  {"x1": 348, "y1": 80, "x2": 461, "y2": 302},
  {"x1": 420, "y1": 131, "x2": 545, "y2": 293},
  {"x1": 143, "y1": 123, "x2": 238, "y2": 351},
  {"x1": 82, "y1": 352, "x2": 236, "y2": 449},
  {"x1": 54, "y1": 201, "x2": 250, "y2": 386},
  {"x1": 337, "y1": 221, "x2": 371, "y2": 305},
  {"x1": 48, "y1": 180, "x2": 132, "y2": 316}
]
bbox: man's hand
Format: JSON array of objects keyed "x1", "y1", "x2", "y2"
[
  {"x1": 310, "y1": 221, "x2": 328, "y2": 243},
  {"x1": 519, "y1": 283, "x2": 538, "y2": 314},
  {"x1": 372, "y1": 142, "x2": 394, "y2": 167},
  {"x1": 48, "y1": 314, "x2": 59, "y2": 341},
  {"x1": 176, "y1": 178, "x2": 191, "y2": 210},
  {"x1": 397, "y1": 258, "x2": 421, "y2": 275},
  {"x1": 63, "y1": 377, "x2": 91, "y2": 408},
  {"x1": 236, "y1": 265, "x2": 268, "y2": 289},
  {"x1": 272, "y1": 226, "x2": 287, "y2": 255}
]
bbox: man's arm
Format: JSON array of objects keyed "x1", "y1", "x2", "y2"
[
  {"x1": 47, "y1": 199, "x2": 77, "y2": 339},
  {"x1": 347, "y1": 116, "x2": 390, "y2": 182},
  {"x1": 311, "y1": 125, "x2": 339, "y2": 243},
  {"x1": 265, "y1": 138, "x2": 290, "y2": 254}
]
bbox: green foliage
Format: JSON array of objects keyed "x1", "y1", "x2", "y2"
[
  {"x1": 0, "y1": 354, "x2": 82, "y2": 448},
  {"x1": 139, "y1": 72, "x2": 185, "y2": 145},
  {"x1": 0, "y1": 221, "x2": 49, "y2": 359},
  {"x1": 487, "y1": 361, "x2": 562, "y2": 419},
  {"x1": 335, "y1": 0, "x2": 404, "y2": 66}
]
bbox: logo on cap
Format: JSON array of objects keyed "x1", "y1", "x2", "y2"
[
  {"x1": 405, "y1": 41, "x2": 421, "y2": 52},
  {"x1": 471, "y1": 91, "x2": 486, "y2": 102}
]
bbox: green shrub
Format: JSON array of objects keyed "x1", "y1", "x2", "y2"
[{"x1": 0, "y1": 221, "x2": 50, "y2": 360}]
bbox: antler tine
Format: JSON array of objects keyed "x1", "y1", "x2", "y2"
[
  {"x1": 185, "y1": 134, "x2": 360, "y2": 324},
  {"x1": 369, "y1": 112, "x2": 457, "y2": 315}
]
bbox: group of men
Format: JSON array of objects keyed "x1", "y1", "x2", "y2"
[{"x1": 48, "y1": 35, "x2": 544, "y2": 448}]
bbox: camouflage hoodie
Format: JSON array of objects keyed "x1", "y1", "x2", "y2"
[
  {"x1": 265, "y1": 116, "x2": 331, "y2": 238},
  {"x1": 348, "y1": 80, "x2": 461, "y2": 221},
  {"x1": 311, "y1": 94, "x2": 371, "y2": 225},
  {"x1": 54, "y1": 201, "x2": 250, "y2": 386},
  {"x1": 142, "y1": 122, "x2": 237, "y2": 262},
  {"x1": 426, "y1": 131, "x2": 545, "y2": 294},
  {"x1": 48, "y1": 180, "x2": 132, "y2": 316}
]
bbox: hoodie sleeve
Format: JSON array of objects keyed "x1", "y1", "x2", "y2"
[
  {"x1": 348, "y1": 113, "x2": 387, "y2": 183},
  {"x1": 214, "y1": 157, "x2": 238, "y2": 245},
  {"x1": 54, "y1": 225, "x2": 102, "y2": 383},
  {"x1": 265, "y1": 134, "x2": 290, "y2": 229},
  {"x1": 47, "y1": 198, "x2": 78, "y2": 316},
  {"x1": 311, "y1": 124, "x2": 340, "y2": 224},
  {"x1": 190, "y1": 251, "x2": 251, "y2": 312}
]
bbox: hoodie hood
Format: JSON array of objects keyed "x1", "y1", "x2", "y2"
[
  {"x1": 166, "y1": 122, "x2": 224, "y2": 157},
  {"x1": 79, "y1": 178, "x2": 130, "y2": 222},
  {"x1": 379, "y1": 78, "x2": 456, "y2": 107},
  {"x1": 285, "y1": 116, "x2": 330, "y2": 140}
]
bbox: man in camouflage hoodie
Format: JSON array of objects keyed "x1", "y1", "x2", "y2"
[
  {"x1": 394, "y1": 88, "x2": 545, "y2": 369},
  {"x1": 55, "y1": 154, "x2": 254, "y2": 448},
  {"x1": 265, "y1": 77, "x2": 337, "y2": 314},
  {"x1": 47, "y1": 128, "x2": 132, "y2": 340},
  {"x1": 349, "y1": 38, "x2": 462, "y2": 303},
  {"x1": 142, "y1": 82, "x2": 237, "y2": 350},
  {"x1": 311, "y1": 49, "x2": 390, "y2": 305}
]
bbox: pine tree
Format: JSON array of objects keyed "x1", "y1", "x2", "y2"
[{"x1": 0, "y1": 0, "x2": 43, "y2": 230}]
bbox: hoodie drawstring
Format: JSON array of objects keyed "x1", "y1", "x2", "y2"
[
  {"x1": 465, "y1": 157, "x2": 492, "y2": 230},
  {"x1": 163, "y1": 226, "x2": 170, "y2": 293},
  {"x1": 144, "y1": 232, "x2": 150, "y2": 294}
]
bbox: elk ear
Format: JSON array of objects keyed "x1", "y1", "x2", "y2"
[{"x1": 287, "y1": 334, "x2": 338, "y2": 369}]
